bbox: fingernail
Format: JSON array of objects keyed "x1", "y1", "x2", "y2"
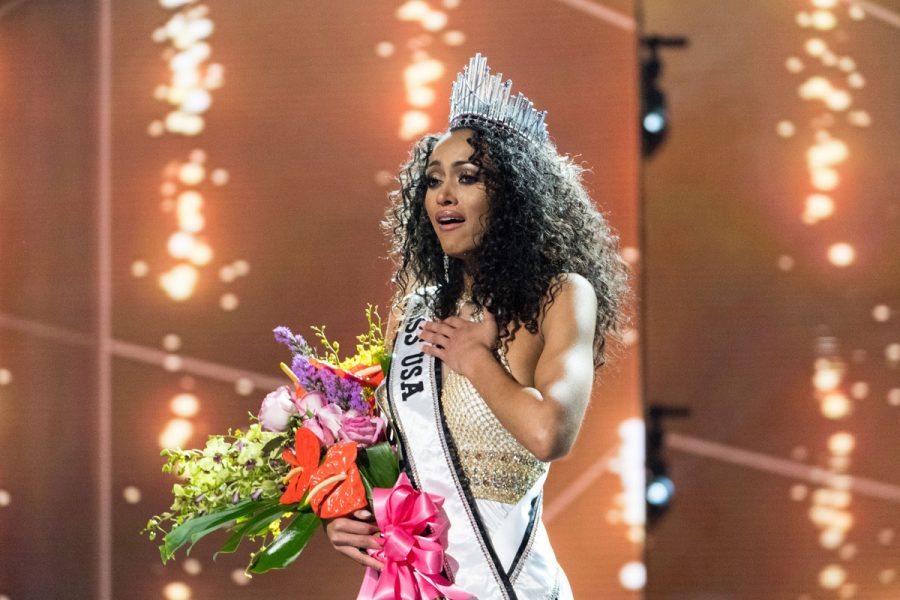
[{"x1": 359, "y1": 510, "x2": 371, "y2": 519}]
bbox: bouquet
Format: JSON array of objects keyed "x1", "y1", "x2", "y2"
[{"x1": 144, "y1": 306, "x2": 400, "y2": 574}]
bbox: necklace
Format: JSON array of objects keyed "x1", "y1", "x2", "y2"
[{"x1": 455, "y1": 291, "x2": 483, "y2": 321}]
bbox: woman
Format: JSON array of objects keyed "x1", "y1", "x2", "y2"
[{"x1": 326, "y1": 54, "x2": 628, "y2": 599}]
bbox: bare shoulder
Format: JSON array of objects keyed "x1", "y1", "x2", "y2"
[{"x1": 540, "y1": 272, "x2": 597, "y2": 342}]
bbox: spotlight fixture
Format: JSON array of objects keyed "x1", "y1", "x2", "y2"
[
  {"x1": 640, "y1": 35, "x2": 688, "y2": 158},
  {"x1": 646, "y1": 403, "x2": 691, "y2": 526}
]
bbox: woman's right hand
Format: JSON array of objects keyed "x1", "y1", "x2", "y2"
[{"x1": 324, "y1": 509, "x2": 384, "y2": 571}]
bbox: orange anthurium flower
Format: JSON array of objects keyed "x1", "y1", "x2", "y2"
[
  {"x1": 307, "y1": 358, "x2": 383, "y2": 388},
  {"x1": 349, "y1": 364, "x2": 384, "y2": 388},
  {"x1": 306, "y1": 441, "x2": 367, "y2": 519},
  {"x1": 279, "y1": 427, "x2": 321, "y2": 505}
]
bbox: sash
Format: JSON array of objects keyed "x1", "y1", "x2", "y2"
[{"x1": 386, "y1": 293, "x2": 563, "y2": 599}]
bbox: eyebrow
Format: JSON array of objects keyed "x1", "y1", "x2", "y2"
[{"x1": 426, "y1": 159, "x2": 477, "y2": 169}]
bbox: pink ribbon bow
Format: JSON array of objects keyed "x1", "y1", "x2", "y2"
[{"x1": 357, "y1": 473, "x2": 472, "y2": 600}]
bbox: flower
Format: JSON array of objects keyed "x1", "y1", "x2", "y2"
[
  {"x1": 258, "y1": 386, "x2": 298, "y2": 432},
  {"x1": 280, "y1": 428, "x2": 321, "y2": 505},
  {"x1": 340, "y1": 412, "x2": 386, "y2": 448},
  {"x1": 306, "y1": 441, "x2": 367, "y2": 519},
  {"x1": 300, "y1": 395, "x2": 344, "y2": 447}
]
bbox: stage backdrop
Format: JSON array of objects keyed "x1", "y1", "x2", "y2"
[
  {"x1": 642, "y1": 0, "x2": 900, "y2": 599},
  {"x1": 0, "y1": 1, "x2": 641, "y2": 598}
]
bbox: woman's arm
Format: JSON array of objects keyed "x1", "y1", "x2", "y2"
[{"x1": 419, "y1": 273, "x2": 597, "y2": 462}]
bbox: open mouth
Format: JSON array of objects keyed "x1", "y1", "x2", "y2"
[{"x1": 435, "y1": 212, "x2": 466, "y2": 231}]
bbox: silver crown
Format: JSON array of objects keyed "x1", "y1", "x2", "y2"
[{"x1": 448, "y1": 53, "x2": 549, "y2": 144}]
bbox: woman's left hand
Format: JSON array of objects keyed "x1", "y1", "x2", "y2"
[{"x1": 419, "y1": 309, "x2": 498, "y2": 377}]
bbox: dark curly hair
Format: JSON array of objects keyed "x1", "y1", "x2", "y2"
[{"x1": 383, "y1": 121, "x2": 629, "y2": 367}]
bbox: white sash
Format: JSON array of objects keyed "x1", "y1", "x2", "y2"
[{"x1": 386, "y1": 293, "x2": 567, "y2": 600}]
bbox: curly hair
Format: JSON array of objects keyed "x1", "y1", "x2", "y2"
[{"x1": 383, "y1": 122, "x2": 629, "y2": 367}]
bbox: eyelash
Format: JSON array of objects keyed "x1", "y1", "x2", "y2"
[{"x1": 426, "y1": 173, "x2": 479, "y2": 188}]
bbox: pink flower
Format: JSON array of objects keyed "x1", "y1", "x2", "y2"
[
  {"x1": 299, "y1": 392, "x2": 344, "y2": 446},
  {"x1": 340, "y1": 412, "x2": 386, "y2": 448},
  {"x1": 258, "y1": 386, "x2": 298, "y2": 432}
]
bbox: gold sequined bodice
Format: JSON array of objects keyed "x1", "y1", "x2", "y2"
[{"x1": 442, "y1": 356, "x2": 548, "y2": 505}]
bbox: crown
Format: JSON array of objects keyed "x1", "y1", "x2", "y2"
[{"x1": 448, "y1": 53, "x2": 549, "y2": 144}]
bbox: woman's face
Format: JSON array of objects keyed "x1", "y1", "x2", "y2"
[{"x1": 424, "y1": 128, "x2": 490, "y2": 259}]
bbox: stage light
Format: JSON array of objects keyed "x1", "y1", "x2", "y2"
[
  {"x1": 849, "y1": 381, "x2": 868, "y2": 399},
  {"x1": 159, "y1": 419, "x2": 193, "y2": 449},
  {"x1": 818, "y1": 564, "x2": 847, "y2": 590},
  {"x1": 790, "y1": 484, "x2": 809, "y2": 501},
  {"x1": 163, "y1": 581, "x2": 192, "y2": 600},
  {"x1": 827, "y1": 243, "x2": 855, "y2": 267},
  {"x1": 804, "y1": 38, "x2": 827, "y2": 57},
  {"x1": 828, "y1": 432, "x2": 855, "y2": 456},
  {"x1": 812, "y1": 10, "x2": 837, "y2": 30},
  {"x1": 640, "y1": 36, "x2": 687, "y2": 158},
  {"x1": 131, "y1": 260, "x2": 150, "y2": 278},
  {"x1": 122, "y1": 486, "x2": 142, "y2": 504},
  {"x1": 400, "y1": 110, "x2": 430, "y2": 140},
  {"x1": 813, "y1": 365, "x2": 841, "y2": 391},
  {"x1": 888, "y1": 389, "x2": 900, "y2": 406},
  {"x1": 799, "y1": 75, "x2": 831, "y2": 98},
  {"x1": 407, "y1": 86, "x2": 436, "y2": 107},
  {"x1": 422, "y1": 10, "x2": 448, "y2": 31},
  {"x1": 777, "y1": 120, "x2": 796, "y2": 138},
  {"x1": 811, "y1": 167, "x2": 839, "y2": 191},
  {"x1": 220, "y1": 293, "x2": 239, "y2": 311},
  {"x1": 802, "y1": 193, "x2": 834, "y2": 224},
  {"x1": 819, "y1": 527, "x2": 845, "y2": 549},
  {"x1": 886, "y1": 343, "x2": 900, "y2": 363},
  {"x1": 167, "y1": 232, "x2": 195, "y2": 259},
  {"x1": 178, "y1": 163, "x2": 205, "y2": 186},
  {"x1": 0, "y1": 489, "x2": 10, "y2": 507},
  {"x1": 785, "y1": 56, "x2": 804, "y2": 73},
  {"x1": 159, "y1": 264, "x2": 199, "y2": 300},
  {"x1": 163, "y1": 355, "x2": 184, "y2": 372},
  {"x1": 443, "y1": 30, "x2": 465, "y2": 46},
  {"x1": 825, "y1": 89, "x2": 851, "y2": 111},
  {"x1": 170, "y1": 393, "x2": 199, "y2": 418},
  {"x1": 375, "y1": 41, "x2": 395, "y2": 58},
  {"x1": 188, "y1": 241, "x2": 213, "y2": 266},
  {"x1": 232, "y1": 259, "x2": 250, "y2": 276},
  {"x1": 231, "y1": 569, "x2": 251, "y2": 586},
  {"x1": 162, "y1": 334, "x2": 182, "y2": 352},
  {"x1": 847, "y1": 73, "x2": 865, "y2": 89},
  {"x1": 820, "y1": 391, "x2": 852, "y2": 419},
  {"x1": 183, "y1": 558, "x2": 202, "y2": 576},
  {"x1": 646, "y1": 475, "x2": 674, "y2": 507},
  {"x1": 235, "y1": 377, "x2": 255, "y2": 396},
  {"x1": 618, "y1": 561, "x2": 646, "y2": 591},
  {"x1": 396, "y1": 1, "x2": 430, "y2": 21},
  {"x1": 642, "y1": 109, "x2": 666, "y2": 134},
  {"x1": 210, "y1": 168, "x2": 229, "y2": 185},
  {"x1": 0, "y1": 369, "x2": 11, "y2": 386}
]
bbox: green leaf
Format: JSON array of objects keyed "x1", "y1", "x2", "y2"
[
  {"x1": 214, "y1": 499, "x2": 285, "y2": 559},
  {"x1": 160, "y1": 500, "x2": 260, "y2": 563},
  {"x1": 357, "y1": 442, "x2": 400, "y2": 490},
  {"x1": 377, "y1": 351, "x2": 391, "y2": 380},
  {"x1": 248, "y1": 511, "x2": 320, "y2": 574},
  {"x1": 261, "y1": 434, "x2": 287, "y2": 457}
]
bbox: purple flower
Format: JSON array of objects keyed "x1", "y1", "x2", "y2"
[
  {"x1": 290, "y1": 355, "x2": 368, "y2": 412},
  {"x1": 251, "y1": 489, "x2": 262, "y2": 501},
  {"x1": 273, "y1": 326, "x2": 310, "y2": 356}
]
